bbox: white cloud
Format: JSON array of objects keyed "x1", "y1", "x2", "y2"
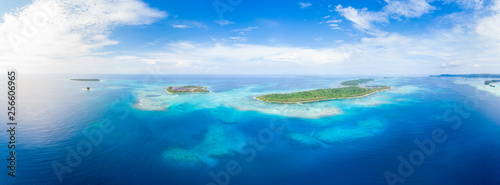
[
  {"x1": 169, "y1": 41, "x2": 196, "y2": 50},
  {"x1": 299, "y1": 2, "x2": 312, "y2": 9},
  {"x1": 322, "y1": 15, "x2": 331, "y2": 19},
  {"x1": 149, "y1": 42, "x2": 351, "y2": 66},
  {"x1": 335, "y1": 5, "x2": 387, "y2": 31},
  {"x1": 169, "y1": 20, "x2": 207, "y2": 29},
  {"x1": 232, "y1": 26, "x2": 258, "y2": 32},
  {"x1": 328, "y1": 24, "x2": 343, "y2": 30},
  {"x1": 229, "y1": 37, "x2": 247, "y2": 42},
  {"x1": 441, "y1": 61, "x2": 462, "y2": 67},
  {"x1": 0, "y1": 0, "x2": 166, "y2": 73},
  {"x1": 476, "y1": 16, "x2": 500, "y2": 41},
  {"x1": 335, "y1": 0, "x2": 435, "y2": 34},
  {"x1": 139, "y1": 26, "x2": 500, "y2": 74},
  {"x1": 1, "y1": 0, "x2": 499, "y2": 75},
  {"x1": 383, "y1": 0, "x2": 435, "y2": 18},
  {"x1": 214, "y1": 19, "x2": 234, "y2": 26},
  {"x1": 81, "y1": 0, "x2": 500, "y2": 74},
  {"x1": 476, "y1": 0, "x2": 500, "y2": 41},
  {"x1": 445, "y1": 0, "x2": 484, "y2": 9},
  {"x1": 341, "y1": 25, "x2": 500, "y2": 74},
  {"x1": 172, "y1": 24, "x2": 190, "y2": 28},
  {"x1": 335, "y1": 0, "x2": 486, "y2": 35},
  {"x1": 326, "y1": 19, "x2": 342, "y2": 23}
]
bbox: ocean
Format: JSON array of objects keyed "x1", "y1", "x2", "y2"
[{"x1": 1, "y1": 74, "x2": 500, "y2": 185}]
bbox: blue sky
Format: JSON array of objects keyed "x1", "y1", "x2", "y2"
[{"x1": 0, "y1": 0, "x2": 499, "y2": 75}]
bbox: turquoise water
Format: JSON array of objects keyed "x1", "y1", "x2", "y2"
[{"x1": 1, "y1": 75, "x2": 500, "y2": 184}]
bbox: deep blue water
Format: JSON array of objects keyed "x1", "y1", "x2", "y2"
[{"x1": 1, "y1": 75, "x2": 500, "y2": 185}]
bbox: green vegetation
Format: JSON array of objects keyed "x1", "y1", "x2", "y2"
[
  {"x1": 166, "y1": 86, "x2": 209, "y2": 94},
  {"x1": 484, "y1": 80, "x2": 500, "y2": 85},
  {"x1": 256, "y1": 86, "x2": 390, "y2": 103},
  {"x1": 70, "y1": 79, "x2": 100, "y2": 81},
  {"x1": 340, "y1": 78, "x2": 374, "y2": 86},
  {"x1": 255, "y1": 79, "x2": 390, "y2": 103}
]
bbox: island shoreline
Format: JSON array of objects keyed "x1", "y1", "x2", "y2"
[{"x1": 254, "y1": 79, "x2": 391, "y2": 104}]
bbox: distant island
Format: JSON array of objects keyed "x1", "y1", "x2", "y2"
[
  {"x1": 70, "y1": 79, "x2": 100, "y2": 81},
  {"x1": 430, "y1": 74, "x2": 500, "y2": 87},
  {"x1": 430, "y1": 74, "x2": 500, "y2": 78},
  {"x1": 485, "y1": 80, "x2": 500, "y2": 87},
  {"x1": 340, "y1": 78, "x2": 374, "y2": 86},
  {"x1": 166, "y1": 86, "x2": 209, "y2": 94},
  {"x1": 255, "y1": 79, "x2": 390, "y2": 103}
]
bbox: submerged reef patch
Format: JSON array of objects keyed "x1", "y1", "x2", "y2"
[
  {"x1": 163, "y1": 147, "x2": 203, "y2": 165},
  {"x1": 162, "y1": 124, "x2": 246, "y2": 165},
  {"x1": 193, "y1": 125, "x2": 246, "y2": 158},
  {"x1": 314, "y1": 119, "x2": 387, "y2": 144},
  {"x1": 282, "y1": 133, "x2": 322, "y2": 149}
]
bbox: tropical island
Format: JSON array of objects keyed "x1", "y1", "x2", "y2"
[
  {"x1": 340, "y1": 78, "x2": 374, "y2": 86},
  {"x1": 430, "y1": 74, "x2": 500, "y2": 78},
  {"x1": 485, "y1": 80, "x2": 500, "y2": 87},
  {"x1": 70, "y1": 79, "x2": 100, "y2": 81},
  {"x1": 166, "y1": 86, "x2": 209, "y2": 94},
  {"x1": 255, "y1": 79, "x2": 391, "y2": 103}
]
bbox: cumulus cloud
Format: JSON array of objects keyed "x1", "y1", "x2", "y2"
[
  {"x1": 0, "y1": 0, "x2": 166, "y2": 73},
  {"x1": 335, "y1": 0, "x2": 488, "y2": 35},
  {"x1": 137, "y1": 26, "x2": 500, "y2": 74},
  {"x1": 335, "y1": 5, "x2": 387, "y2": 31},
  {"x1": 383, "y1": 0, "x2": 435, "y2": 18},
  {"x1": 147, "y1": 42, "x2": 351, "y2": 66},
  {"x1": 335, "y1": 0, "x2": 435, "y2": 34},
  {"x1": 341, "y1": 24, "x2": 500, "y2": 74},
  {"x1": 476, "y1": 0, "x2": 500, "y2": 41},
  {"x1": 1, "y1": 0, "x2": 499, "y2": 75}
]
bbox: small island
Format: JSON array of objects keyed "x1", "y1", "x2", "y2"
[
  {"x1": 485, "y1": 80, "x2": 500, "y2": 87},
  {"x1": 166, "y1": 86, "x2": 209, "y2": 94},
  {"x1": 430, "y1": 74, "x2": 500, "y2": 78},
  {"x1": 70, "y1": 79, "x2": 100, "y2": 81},
  {"x1": 256, "y1": 79, "x2": 390, "y2": 103},
  {"x1": 340, "y1": 78, "x2": 374, "y2": 86}
]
